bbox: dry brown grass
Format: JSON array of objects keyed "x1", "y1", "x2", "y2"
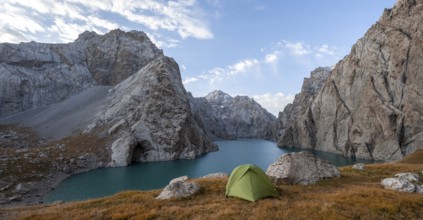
[
  {"x1": 398, "y1": 149, "x2": 423, "y2": 164},
  {"x1": 1, "y1": 151, "x2": 423, "y2": 220}
]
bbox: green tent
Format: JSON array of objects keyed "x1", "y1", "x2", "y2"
[{"x1": 226, "y1": 164, "x2": 279, "y2": 202}]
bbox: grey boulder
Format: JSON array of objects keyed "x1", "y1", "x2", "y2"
[
  {"x1": 352, "y1": 163, "x2": 365, "y2": 171},
  {"x1": 156, "y1": 176, "x2": 199, "y2": 199},
  {"x1": 381, "y1": 172, "x2": 422, "y2": 193},
  {"x1": 266, "y1": 151, "x2": 340, "y2": 185}
]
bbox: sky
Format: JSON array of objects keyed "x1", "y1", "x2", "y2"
[{"x1": 0, "y1": 0, "x2": 397, "y2": 116}]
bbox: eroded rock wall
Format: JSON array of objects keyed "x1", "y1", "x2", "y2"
[
  {"x1": 85, "y1": 56, "x2": 218, "y2": 166},
  {"x1": 277, "y1": 0, "x2": 423, "y2": 161},
  {"x1": 191, "y1": 90, "x2": 277, "y2": 140}
]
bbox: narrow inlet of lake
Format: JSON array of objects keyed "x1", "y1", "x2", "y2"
[{"x1": 43, "y1": 139, "x2": 374, "y2": 203}]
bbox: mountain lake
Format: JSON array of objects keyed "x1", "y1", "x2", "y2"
[{"x1": 44, "y1": 139, "x2": 376, "y2": 203}]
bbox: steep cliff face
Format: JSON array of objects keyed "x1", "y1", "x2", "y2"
[
  {"x1": 191, "y1": 90, "x2": 276, "y2": 140},
  {"x1": 276, "y1": 67, "x2": 330, "y2": 143},
  {"x1": 0, "y1": 29, "x2": 162, "y2": 118},
  {"x1": 0, "y1": 29, "x2": 217, "y2": 168},
  {"x1": 77, "y1": 29, "x2": 162, "y2": 85},
  {"x1": 277, "y1": 0, "x2": 423, "y2": 161},
  {"x1": 85, "y1": 56, "x2": 217, "y2": 166}
]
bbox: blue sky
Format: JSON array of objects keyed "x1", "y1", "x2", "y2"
[{"x1": 0, "y1": 0, "x2": 396, "y2": 115}]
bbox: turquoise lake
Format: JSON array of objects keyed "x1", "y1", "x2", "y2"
[{"x1": 43, "y1": 139, "x2": 374, "y2": 203}]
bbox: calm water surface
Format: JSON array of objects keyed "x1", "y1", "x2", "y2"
[{"x1": 44, "y1": 139, "x2": 374, "y2": 203}]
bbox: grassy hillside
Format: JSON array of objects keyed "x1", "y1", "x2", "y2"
[{"x1": 1, "y1": 151, "x2": 422, "y2": 220}]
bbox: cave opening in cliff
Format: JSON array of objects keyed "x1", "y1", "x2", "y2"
[{"x1": 131, "y1": 140, "x2": 152, "y2": 163}]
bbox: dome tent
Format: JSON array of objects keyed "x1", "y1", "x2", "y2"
[{"x1": 226, "y1": 164, "x2": 279, "y2": 202}]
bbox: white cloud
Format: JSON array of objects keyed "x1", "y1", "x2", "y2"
[
  {"x1": 0, "y1": 0, "x2": 213, "y2": 46},
  {"x1": 281, "y1": 41, "x2": 311, "y2": 56},
  {"x1": 183, "y1": 39, "x2": 342, "y2": 104},
  {"x1": 253, "y1": 93, "x2": 295, "y2": 116},
  {"x1": 264, "y1": 53, "x2": 278, "y2": 63},
  {"x1": 230, "y1": 59, "x2": 259, "y2": 75},
  {"x1": 315, "y1": 44, "x2": 338, "y2": 58},
  {"x1": 146, "y1": 32, "x2": 179, "y2": 48},
  {"x1": 183, "y1": 77, "x2": 199, "y2": 84}
]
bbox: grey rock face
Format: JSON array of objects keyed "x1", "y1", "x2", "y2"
[
  {"x1": 156, "y1": 176, "x2": 200, "y2": 199},
  {"x1": 77, "y1": 29, "x2": 162, "y2": 85},
  {"x1": 86, "y1": 56, "x2": 217, "y2": 166},
  {"x1": 381, "y1": 172, "x2": 422, "y2": 193},
  {"x1": 266, "y1": 151, "x2": 340, "y2": 185},
  {"x1": 190, "y1": 90, "x2": 277, "y2": 140},
  {"x1": 0, "y1": 29, "x2": 162, "y2": 118},
  {"x1": 277, "y1": 0, "x2": 423, "y2": 161},
  {"x1": 276, "y1": 67, "x2": 330, "y2": 145},
  {"x1": 394, "y1": 172, "x2": 420, "y2": 182}
]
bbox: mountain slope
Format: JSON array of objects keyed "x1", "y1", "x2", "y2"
[
  {"x1": 0, "y1": 30, "x2": 217, "y2": 205},
  {"x1": 191, "y1": 90, "x2": 276, "y2": 140},
  {"x1": 277, "y1": 0, "x2": 423, "y2": 161},
  {"x1": 85, "y1": 56, "x2": 217, "y2": 166},
  {"x1": 0, "y1": 29, "x2": 162, "y2": 118}
]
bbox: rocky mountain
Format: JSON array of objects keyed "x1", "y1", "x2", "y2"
[
  {"x1": 0, "y1": 29, "x2": 218, "y2": 205},
  {"x1": 277, "y1": 0, "x2": 423, "y2": 161},
  {"x1": 0, "y1": 29, "x2": 162, "y2": 118},
  {"x1": 191, "y1": 90, "x2": 276, "y2": 140},
  {"x1": 85, "y1": 56, "x2": 217, "y2": 166},
  {"x1": 276, "y1": 67, "x2": 330, "y2": 143}
]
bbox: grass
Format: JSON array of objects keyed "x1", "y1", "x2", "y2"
[
  {"x1": 1, "y1": 150, "x2": 422, "y2": 220},
  {"x1": 0, "y1": 124, "x2": 110, "y2": 203}
]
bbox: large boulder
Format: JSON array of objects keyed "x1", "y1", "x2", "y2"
[
  {"x1": 381, "y1": 172, "x2": 422, "y2": 194},
  {"x1": 156, "y1": 176, "x2": 199, "y2": 199},
  {"x1": 276, "y1": 0, "x2": 423, "y2": 161},
  {"x1": 266, "y1": 151, "x2": 340, "y2": 185}
]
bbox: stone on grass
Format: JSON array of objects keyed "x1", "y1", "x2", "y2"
[
  {"x1": 380, "y1": 178, "x2": 416, "y2": 193},
  {"x1": 394, "y1": 173, "x2": 420, "y2": 182},
  {"x1": 201, "y1": 172, "x2": 228, "y2": 178},
  {"x1": 156, "y1": 176, "x2": 199, "y2": 200},
  {"x1": 266, "y1": 151, "x2": 340, "y2": 185},
  {"x1": 381, "y1": 172, "x2": 422, "y2": 194},
  {"x1": 352, "y1": 163, "x2": 365, "y2": 171}
]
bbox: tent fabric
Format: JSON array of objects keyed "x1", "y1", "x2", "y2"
[{"x1": 226, "y1": 164, "x2": 279, "y2": 202}]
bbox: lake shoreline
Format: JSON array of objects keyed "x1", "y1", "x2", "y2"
[{"x1": 42, "y1": 139, "x2": 377, "y2": 203}]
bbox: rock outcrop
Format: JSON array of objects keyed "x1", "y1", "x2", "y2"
[
  {"x1": 266, "y1": 151, "x2": 340, "y2": 185},
  {"x1": 277, "y1": 0, "x2": 423, "y2": 161},
  {"x1": 190, "y1": 90, "x2": 276, "y2": 140},
  {"x1": 276, "y1": 67, "x2": 330, "y2": 144},
  {"x1": 0, "y1": 29, "x2": 162, "y2": 118},
  {"x1": 381, "y1": 172, "x2": 423, "y2": 193},
  {"x1": 0, "y1": 29, "x2": 219, "y2": 205},
  {"x1": 156, "y1": 176, "x2": 200, "y2": 199},
  {"x1": 85, "y1": 56, "x2": 217, "y2": 166}
]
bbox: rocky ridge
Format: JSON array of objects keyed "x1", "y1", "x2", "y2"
[
  {"x1": 85, "y1": 56, "x2": 217, "y2": 166},
  {"x1": 0, "y1": 30, "x2": 217, "y2": 205},
  {"x1": 276, "y1": 67, "x2": 330, "y2": 144},
  {"x1": 190, "y1": 90, "x2": 276, "y2": 140},
  {"x1": 277, "y1": 0, "x2": 423, "y2": 161},
  {"x1": 0, "y1": 29, "x2": 162, "y2": 118}
]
